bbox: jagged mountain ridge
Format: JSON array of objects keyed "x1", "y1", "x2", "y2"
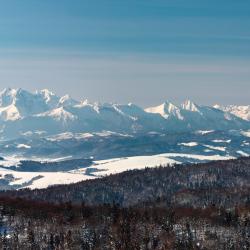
[
  {"x1": 0, "y1": 88, "x2": 249, "y2": 139},
  {"x1": 214, "y1": 104, "x2": 250, "y2": 121}
]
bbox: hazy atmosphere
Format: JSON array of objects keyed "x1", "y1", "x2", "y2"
[
  {"x1": 0, "y1": 2, "x2": 250, "y2": 248},
  {"x1": 0, "y1": 0, "x2": 249, "y2": 106}
]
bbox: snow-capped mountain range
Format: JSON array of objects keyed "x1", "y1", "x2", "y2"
[
  {"x1": 0, "y1": 88, "x2": 249, "y2": 190},
  {"x1": 214, "y1": 104, "x2": 250, "y2": 121},
  {"x1": 0, "y1": 88, "x2": 249, "y2": 139}
]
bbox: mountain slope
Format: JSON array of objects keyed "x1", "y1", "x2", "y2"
[
  {"x1": 145, "y1": 100, "x2": 248, "y2": 131},
  {"x1": 214, "y1": 104, "x2": 250, "y2": 121}
]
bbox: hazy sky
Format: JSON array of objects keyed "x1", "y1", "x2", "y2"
[{"x1": 0, "y1": 0, "x2": 249, "y2": 106}]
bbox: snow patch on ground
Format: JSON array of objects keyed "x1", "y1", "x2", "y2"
[
  {"x1": 241, "y1": 131, "x2": 250, "y2": 138},
  {"x1": 241, "y1": 141, "x2": 250, "y2": 146},
  {"x1": 0, "y1": 153, "x2": 235, "y2": 190},
  {"x1": 196, "y1": 130, "x2": 214, "y2": 135},
  {"x1": 47, "y1": 132, "x2": 74, "y2": 141},
  {"x1": 46, "y1": 131, "x2": 132, "y2": 141},
  {"x1": 204, "y1": 149, "x2": 213, "y2": 153},
  {"x1": 203, "y1": 144, "x2": 226, "y2": 152},
  {"x1": 0, "y1": 155, "x2": 74, "y2": 168},
  {"x1": 94, "y1": 131, "x2": 132, "y2": 137},
  {"x1": 47, "y1": 132, "x2": 95, "y2": 141},
  {"x1": 236, "y1": 151, "x2": 249, "y2": 157},
  {"x1": 0, "y1": 170, "x2": 93, "y2": 190},
  {"x1": 212, "y1": 139, "x2": 231, "y2": 143},
  {"x1": 0, "y1": 156, "x2": 23, "y2": 168},
  {"x1": 16, "y1": 144, "x2": 31, "y2": 149},
  {"x1": 90, "y1": 155, "x2": 179, "y2": 176},
  {"x1": 39, "y1": 156, "x2": 73, "y2": 163},
  {"x1": 179, "y1": 142, "x2": 198, "y2": 147},
  {"x1": 81, "y1": 153, "x2": 234, "y2": 178}
]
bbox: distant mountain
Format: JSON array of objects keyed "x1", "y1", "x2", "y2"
[
  {"x1": 0, "y1": 88, "x2": 249, "y2": 139},
  {"x1": 145, "y1": 101, "x2": 184, "y2": 120},
  {"x1": 0, "y1": 88, "x2": 58, "y2": 120},
  {"x1": 214, "y1": 104, "x2": 250, "y2": 121},
  {"x1": 145, "y1": 100, "x2": 249, "y2": 131}
]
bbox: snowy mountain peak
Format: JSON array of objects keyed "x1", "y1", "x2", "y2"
[
  {"x1": 0, "y1": 87, "x2": 20, "y2": 107},
  {"x1": 145, "y1": 101, "x2": 183, "y2": 120},
  {"x1": 37, "y1": 107, "x2": 76, "y2": 123},
  {"x1": 163, "y1": 101, "x2": 179, "y2": 113},
  {"x1": 0, "y1": 88, "x2": 249, "y2": 139},
  {"x1": 75, "y1": 99, "x2": 100, "y2": 114},
  {"x1": 59, "y1": 94, "x2": 78, "y2": 107},
  {"x1": 77, "y1": 99, "x2": 91, "y2": 106},
  {"x1": 37, "y1": 89, "x2": 59, "y2": 106},
  {"x1": 0, "y1": 104, "x2": 21, "y2": 121},
  {"x1": 0, "y1": 88, "x2": 61, "y2": 120},
  {"x1": 0, "y1": 87, "x2": 20, "y2": 95},
  {"x1": 39, "y1": 88, "x2": 55, "y2": 97},
  {"x1": 181, "y1": 100, "x2": 200, "y2": 112},
  {"x1": 214, "y1": 104, "x2": 250, "y2": 121}
]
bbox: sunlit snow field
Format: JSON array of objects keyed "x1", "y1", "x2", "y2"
[{"x1": 0, "y1": 153, "x2": 234, "y2": 190}]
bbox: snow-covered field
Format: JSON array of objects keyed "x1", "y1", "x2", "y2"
[
  {"x1": 0, "y1": 169, "x2": 94, "y2": 189},
  {"x1": 202, "y1": 144, "x2": 227, "y2": 152},
  {"x1": 236, "y1": 150, "x2": 249, "y2": 157},
  {"x1": 0, "y1": 155, "x2": 74, "y2": 168},
  {"x1": 0, "y1": 153, "x2": 234, "y2": 190},
  {"x1": 241, "y1": 130, "x2": 250, "y2": 138},
  {"x1": 72, "y1": 153, "x2": 234, "y2": 177}
]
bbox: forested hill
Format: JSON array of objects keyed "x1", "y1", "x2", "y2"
[{"x1": 1, "y1": 157, "x2": 250, "y2": 208}]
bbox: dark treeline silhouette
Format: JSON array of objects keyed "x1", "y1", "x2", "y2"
[{"x1": 0, "y1": 157, "x2": 250, "y2": 249}]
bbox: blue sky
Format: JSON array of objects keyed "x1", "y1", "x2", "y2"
[{"x1": 0, "y1": 0, "x2": 249, "y2": 106}]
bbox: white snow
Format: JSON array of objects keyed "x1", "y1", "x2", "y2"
[
  {"x1": 39, "y1": 89, "x2": 56, "y2": 104},
  {"x1": 0, "y1": 170, "x2": 93, "y2": 189},
  {"x1": 241, "y1": 131, "x2": 250, "y2": 138},
  {"x1": 196, "y1": 130, "x2": 214, "y2": 135},
  {"x1": 0, "y1": 156, "x2": 23, "y2": 168},
  {"x1": 179, "y1": 142, "x2": 198, "y2": 147},
  {"x1": 75, "y1": 133, "x2": 94, "y2": 139},
  {"x1": 35, "y1": 130, "x2": 47, "y2": 135},
  {"x1": 39, "y1": 156, "x2": 73, "y2": 163},
  {"x1": 181, "y1": 100, "x2": 201, "y2": 113},
  {"x1": 0, "y1": 155, "x2": 74, "y2": 168},
  {"x1": 0, "y1": 152, "x2": 235, "y2": 190},
  {"x1": 241, "y1": 141, "x2": 250, "y2": 146},
  {"x1": 94, "y1": 131, "x2": 132, "y2": 137},
  {"x1": 212, "y1": 139, "x2": 231, "y2": 143},
  {"x1": 21, "y1": 131, "x2": 34, "y2": 136},
  {"x1": 145, "y1": 101, "x2": 184, "y2": 120},
  {"x1": 90, "y1": 155, "x2": 179, "y2": 176},
  {"x1": 58, "y1": 94, "x2": 77, "y2": 107},
  {"x1": 236, "y1": 151, "x2": 249, "y2": 157},
  {"x1": 37, "y1": 107, "x2": 76, "y2": 122},
  {"x1": 47, "y1": 132, "x2": 75, "y2": 141},
  {"x1": 0, "y1": 88, "x2": 249, "y2": 140},
  {"x1": 16, "y1": 144, "x2": 31, "y2": 149},
  {"x1": 83, "y1": 153, "x2": 233, "y2": 177},
  {"x1": 204, "y1": 149, "x2": 213, "y2": 153},
  {"x1": 0, "y1": 104, "x2": 21, "y2": 121},
  {"x1": 46, "y1": 131, "x2": 131, "y2": 141},
  {"x1": 21, "y1": 131, "x2": 47, "y2": 137},
  {"x1": 215, "y1": 105, "x2": 250, "y2": 121},
  {"x1": 203, "y1": 144, "x2": 226, "y2": 152},
  {"x1": 75, "y1": 99, "x2": 100, "y2": 114}
]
